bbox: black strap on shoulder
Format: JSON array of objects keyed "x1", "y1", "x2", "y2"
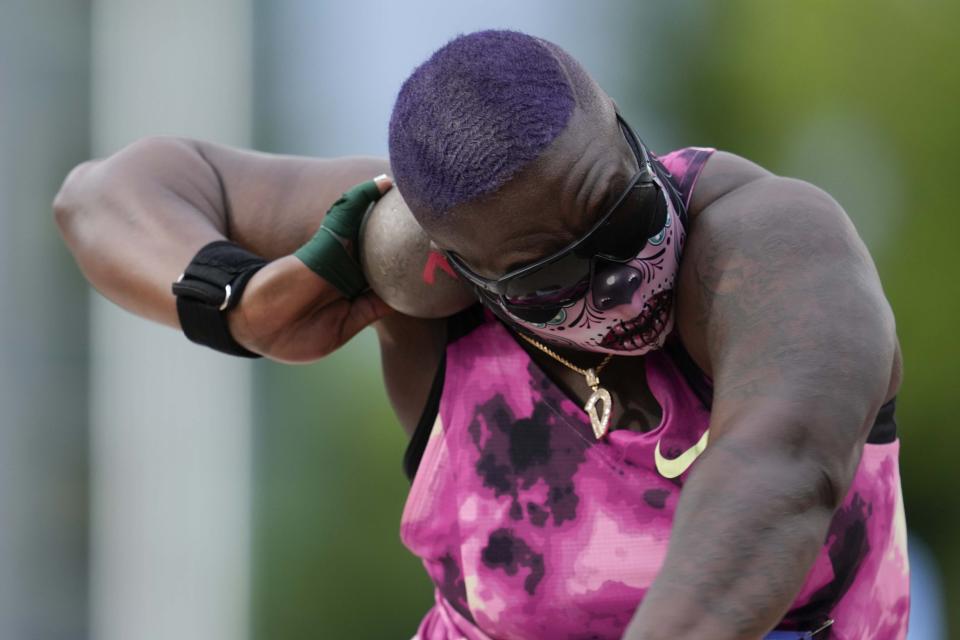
[
  {"x1": 403, "y1": 353, "x2": 446, "y2": 481},
  {"x1": 402, "y1": 303, "x2": 485, "y2": 481},
  {"x1": 172, "y1": 240, "x2": 267, "y2": 358},
  {"x1": 867, "y1": 397, "x2": 898, "y2": 444}
]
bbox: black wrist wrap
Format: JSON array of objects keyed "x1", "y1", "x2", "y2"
[{"x1": 171, "y1": 240, "x2": 268, "y2": 358}]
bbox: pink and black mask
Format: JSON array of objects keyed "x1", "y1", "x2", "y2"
[{"x1": 444, "y1": 114, "x2": 687, "y2": 356}]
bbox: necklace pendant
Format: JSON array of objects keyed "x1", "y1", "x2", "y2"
[
  {"x1": 584, "y1": 386, "x2": 613, "y2": 439},
  {"x1": 584, "y1": 367, "x2": 600, "y2": 389}
]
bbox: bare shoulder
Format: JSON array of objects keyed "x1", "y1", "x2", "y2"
[
  {"x1": 375, "y1": 311, "x2": 447, "y2": 437},
  {"x1": 687, "y1": 150, "x2": 775, "y2": 218},
  {"x1": 677, "y1": 171, "x2": 899, "y2": 400}
]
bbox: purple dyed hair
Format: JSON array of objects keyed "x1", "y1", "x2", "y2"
[{"x1": 389, "y1": 30, "x2": 591, "y2": 222}]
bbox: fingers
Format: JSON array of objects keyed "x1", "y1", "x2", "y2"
[
  {"x1": 373, "y1": 173, "x2": 393, "y2": 195},
  {"x1": 343, "y1": 174, "x2": 392, "y2": 209},
  {"x1": 318, "y1": 174, "x2": 394, "y2": 253}
]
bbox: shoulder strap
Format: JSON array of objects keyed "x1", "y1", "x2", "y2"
[
  {"x1": 402, "y1": 304, "x2": 486, "y2": 480},
  {"x1": 403, "y1": 353, "x2": 446, "y2": 481},
  {"x1": 654, "y1": 147, "x2": 716, "y2": 210}
]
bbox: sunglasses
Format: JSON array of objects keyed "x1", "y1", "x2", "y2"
[{"x1": 444, "y1": 113, "x2": 672, "y2": 324}]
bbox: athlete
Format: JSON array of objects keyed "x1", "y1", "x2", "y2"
[{"x1": 54, "y1": 30, "x2": 907, "y2": 639}]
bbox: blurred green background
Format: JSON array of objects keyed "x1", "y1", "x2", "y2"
[{"x1": 1, "y1": 1, "x2": 956, "y2": 639}]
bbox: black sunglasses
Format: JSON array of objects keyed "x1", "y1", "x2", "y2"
[{"x1": 444, "y1": 113, "x2": 671, "y2": 324}]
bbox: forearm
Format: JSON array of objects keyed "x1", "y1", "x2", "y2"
[{"x1": 623, "y1": 430, "x2": 838, "y2": 640}]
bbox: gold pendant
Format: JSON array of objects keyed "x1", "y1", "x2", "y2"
[{"x1": 584, "y1": 386, "x2": 612, "y2": 439}]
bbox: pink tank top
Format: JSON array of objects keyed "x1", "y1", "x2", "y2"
[{"x1": 400, "y1": 149, "x2": 909, "y2": 639}]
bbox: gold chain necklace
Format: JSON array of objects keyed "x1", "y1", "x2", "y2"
[{"x1": 517, "y1": 332, "x2": 615, "y2": 439}]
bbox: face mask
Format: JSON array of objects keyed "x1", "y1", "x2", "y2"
[{"x1": 495, "y1": 163, "x2": 686, "y2": 355}]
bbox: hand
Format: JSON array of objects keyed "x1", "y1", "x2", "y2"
[{"x1": 227, "y1": 175, "x2": 396, "y2": 362}]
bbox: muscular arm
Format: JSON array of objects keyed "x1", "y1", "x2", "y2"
[
  {"x1": 54, "y1": 137, "x2": 390, "y2": 327},
  {"x1": 624, "y1": 177, "x2": 899, "y2": 639},
  {"x1": 54, "y1": 138, "x2": 472, "y2": 432}
]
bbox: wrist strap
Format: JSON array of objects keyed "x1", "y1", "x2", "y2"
[
  {"x1": 293, "y1": 227, "x2": 368, "y2": 297},
  {"x1": 294, "y1": 180, "x2": 383, "y2": 299},
  {"x1": 172, "y1": 240, "x2": 267, "y2": 358}
]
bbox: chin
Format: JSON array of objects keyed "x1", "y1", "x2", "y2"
[{"x1": 598, "y1": 289, "x2": 674, "y2": 353}]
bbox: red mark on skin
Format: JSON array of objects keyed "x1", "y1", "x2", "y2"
[{"x1": 422, "y1": 251, "x2": 458, "y2": 284}]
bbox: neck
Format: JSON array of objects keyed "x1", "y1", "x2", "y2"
[{"x1": 513, "y1": 327, "x2": 609, "y2": 370}]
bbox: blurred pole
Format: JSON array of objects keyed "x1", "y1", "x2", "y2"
[
  {"x1": 89, "y1": 2, "x2": 252, "y2": 640},
  {"x1": 0, "y1": 2, "x2": 91, "y2": 638}
]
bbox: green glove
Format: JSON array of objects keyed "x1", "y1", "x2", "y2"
[{"x1": 294, "y1": 178, "x2": 385, "y2": 299}]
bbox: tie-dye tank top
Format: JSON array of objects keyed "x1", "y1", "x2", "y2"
[{"x1": 400, "y1": 148, "x2": 910, "y2": 640}]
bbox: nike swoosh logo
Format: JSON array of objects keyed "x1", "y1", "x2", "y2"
[{"x1": 654, "y1": 428, "x2": 710, "y2": 479}]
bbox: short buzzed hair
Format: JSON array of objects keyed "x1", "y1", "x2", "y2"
[{"x1": 389, "y1": 30, "x2": 600, "y2": 223}]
